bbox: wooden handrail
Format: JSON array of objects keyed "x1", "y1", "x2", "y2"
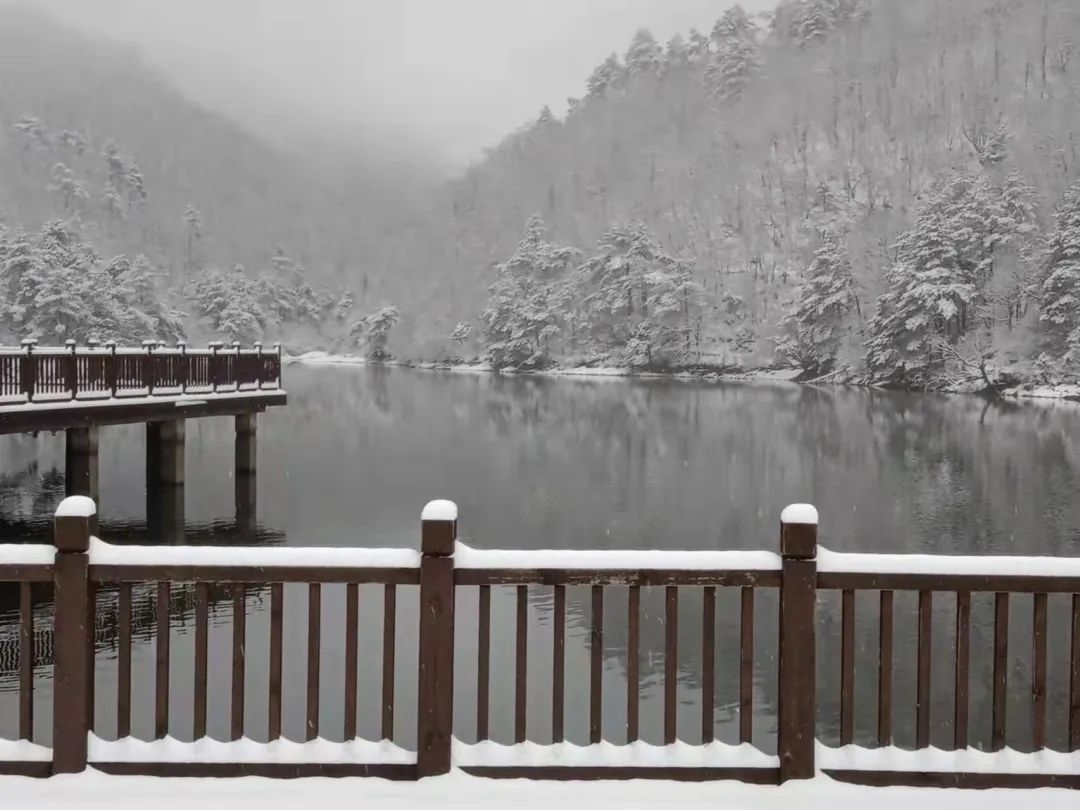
[{"x1": 0, "y1": 342, "x2": 282, "y2": 402}]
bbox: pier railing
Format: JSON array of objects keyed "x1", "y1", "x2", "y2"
[
  {"x1": 1, "y1": 497, "x2": 1079, "y2": 788},
  {"x1": 0, "y1": 341, "x2": 282, "y2": 403}
]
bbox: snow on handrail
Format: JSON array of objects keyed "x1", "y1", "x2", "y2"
[
  {"x1": 452, "y1": 739, "x2": 778, "y2": 769},
  {"x1": 0, "y1": 543, "x2": 56, "y2": 566},
  {"x1": 817, "y1": 547, "x2": 1080, "y2": 578},
  {"x1": 88, "y1": 537, "x2": 420, "y2": 568},
  {"x1": 817, "y1": 742, "x2": 1080, "y2": 775},
  {"x1": 454, "y1": 542, "x2": 781, "y2": 571},
  {"x1": 87, "y1": 735, "x2": 415, "y2": 765}
]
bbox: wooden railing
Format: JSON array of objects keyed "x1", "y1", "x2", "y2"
[
  {"x1": 0, "y1": 340, "x2": 282, "y2": 403},
  {"x1": 1, "y1": 498, "x2": 1079, "y2": 788}
]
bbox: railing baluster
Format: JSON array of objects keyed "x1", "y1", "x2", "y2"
[
  {"x1": 878, "y1": 590, "x2": 893, "y2": 747},
  {"x1": 117, "y1": 582, "x2": 131, "y2": 738},
  {"x1": 916, "y1": 590, "x2": 932, "y2": 749},
  {"x1": 515, "y1": 584, "x2": 528, "y2": 743},
  {"x1": 344, "y1": 583, "x2": 358, "y2": 741},
  {"x1": 739, "y1": 586, "x2": 754, "y2": 744},
  {"x1": 476, "y1": 585, "x2": 490, "y2": 741},
  {"x1": 231, "y1": 584, "x2": 246, "y2": 741},
  {"x1": 19, "y1": 582, "x2": 33, "y2": 740},
  {"x1": 590, "y1": 584, "x2": 603, "y2": 744},
  {"x1": 701, "y1": 585, "x2": 715, "y2": 744},
  {"x1": 552, "y1": 584, "x2": 565, "y2": 744},
  {"x1": 87, "y1": 582, "x2": 95, "y2": 732},
  {"x1": 155, "y1": 581, "x2": 170, "y2": 739},
  {"x1": 381, "y1": 583, "x2": 396, "y2": 741},
  {"x1": 268, "y1": 583, "x2": 283, "y2": 741},
  {"x1": 626, "y1": 585, "x2": 639, "y2": 744},
  {"x1": 992, "y1": 592, "x2": 1009, "y2": 751},
  {"x1": 1069, "y1": 594, "x2": 1079, "y2": 752},
  {"x1": 664, "y1": 585, "x2": 678, "y2": 745},
  {"x1": 193, "y1": 582, "x2": 209, "y2": 739},
  {"x1": 1032, "y1": 592, "x2": 1047, "y2": 751},
  {"x1": 840, "y1": 589, "x2": 855, "y2": 746},
  {"x1": 954, "y1": 591, "x2": 970, "y2": 750},
  {"x1": 306, "y1": 583, "x2": 321, "y2": 741}
]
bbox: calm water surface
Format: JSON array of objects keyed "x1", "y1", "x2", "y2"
[{"x1": 1, "y1": 365, "x2": 1079, "y2": 754}]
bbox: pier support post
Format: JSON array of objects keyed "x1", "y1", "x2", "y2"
[
  {"x1": 147, "y1": 483, "x2": 186, "y2": 544},
  {"x1": 235, "y1": 413, "x2": 257, "y2": 537},
  {"x1": 778, "y1": 503, "x2": 818, "y2": 783},
  {"x1": 65, "y1": 426, "x2": 99, "y2": 501},
  {"x1": 146, "y1": 419, "x2": 185, "y2": 488},
  {"x1": 235, "y1": 413, "x2": 257, "y2": 476}
]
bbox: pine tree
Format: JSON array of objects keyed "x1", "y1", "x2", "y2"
[
  {"x1": 481, "y1": 215, "x2": 579, "y2": 368},
  {"x1": 625, "y1": 29, "x2": 663, "y2": 77},
  {"x1": 46, "y1": 163, "x2": 88, "y2": 212},
  {"x1": 865, "y1": 213, "x2": 974, "y2": 382},
  {"x1": 351, "y1": 306, "x2": 401, "y2": 361},
  {"x1": 705, "y1": 6, "x2": 760, "y2": 102},
  {"x1": 586, "y1": 54, "x2": 625, "y2": 99},
  {"x1": 777, "y1": 229, "x2": 859, "y2": 373},
  {"x1": 102, "y1": 140, "x2": 127, "y2": 193},
  {"x1": 126, "y1": 163, "x2": 147, "y2": 212},
  {"x1": 100, "y1": 183, "x2": 125, "y2": 220},
  {"x1": 183, "y1": 204, "x2": 203, "y2": 270},
  {"x1": 1039, "y1": 185, "x2": 1080, "y2": 360}
]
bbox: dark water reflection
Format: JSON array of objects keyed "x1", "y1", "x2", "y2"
[{"x1": 1, "y1": 365, "x2": 1079, "y2": 754}]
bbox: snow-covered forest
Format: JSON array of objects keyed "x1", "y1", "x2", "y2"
[
  {"x1": 392, "y1": 0, "x2": 1080, "y2": 390},
  {"x1": 2, "y1": 1, "x2": 1080, "y2": 389}
]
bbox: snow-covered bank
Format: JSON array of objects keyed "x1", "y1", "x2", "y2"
[
  {"x1": 288, "y1": 352, "x2": 801, "y2": 385},
  {"x1": 288, "y1": 353, "x2": 1079, "y2": 404},
  {"x1": 3, "y1": 768, "x2": 1078, "y2": 810}
]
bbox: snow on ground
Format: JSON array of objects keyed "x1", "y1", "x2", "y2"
[{"x1": 3, "y1": 769, "x2": 1079, "y2": 810}]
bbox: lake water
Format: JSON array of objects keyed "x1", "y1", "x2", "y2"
[{"x1": 1, "y1": 365, "x2": 1079, "y2": 754}]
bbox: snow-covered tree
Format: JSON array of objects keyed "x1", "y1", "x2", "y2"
[
  {"x1": 100, "y1": 183, "x2": 125, "y2": 220},
  {"x1": 586, "y1": 54, "x2": 625, "y2": 99},
  {"x1": 102, "y1": 140, "x2": 127, "y2": 193},
  {"x1": 1039, "y1": 185, "x2": 1080, "y2": 361},
  {"x1": 12, "y1": 115, "x2": 50, "y2": 151},
  {"x1": 482, "y1": 215, "x2": 580, "y2": 369},
  {"x1": 57, "y1": 128, "x2": 88, "y2": 156},
  {"x1": 705, "y1": 6, "x2": 761, "y2": 102},
  {"x1": 126, "y1": 163, "x2": 147, "y2": 212},
  {"x1": 351, "y1": 305, "x2": 401, "y2": 361},
  {"x1": 450, "y1": 320, "x2": 473, "y2": 344},
  {"x1": 47, "y1": 163, "x2": 88, "y2": 212},
  {"x1": 776, "y1": 229, "x2": 860, "y2": 374},
  {"x1": 625, "y1": 29, "x2": 663, "y2": 77},
  {"x1": 183, "y1": 204, "x2": 203, "y2": 270}
]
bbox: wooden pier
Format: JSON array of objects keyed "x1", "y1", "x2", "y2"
[{"x1": 0, "y1": 340, "x2": 286, "y2": 516}]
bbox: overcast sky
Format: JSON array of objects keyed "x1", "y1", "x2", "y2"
[{"x1": 27, "y1": 0, "x2": 777, "y2": 172}]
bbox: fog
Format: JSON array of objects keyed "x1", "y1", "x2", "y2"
[{"x1": 22, "y1": 0, "x2": 776, "y2": 173}]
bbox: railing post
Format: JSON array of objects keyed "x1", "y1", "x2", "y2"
[
  {"x1": 253, "y1": 341, "x2": 263, "y2": 389},
  {"x1": 416, "y1": 500, "x2": 457, "y2": 778},
  {"x1": 273, "y1": 342, "x2": 282, "y2": 389},
  {"x1": 177, "y1": 340, "x2": 188, "y2": 394},
  {"x1": 105, "y1": 341, "x2": 117, "y2": 398},
  {"x1": 20, "y1": 338, "x2": 36, "y2": 402},
  {"x1": 778, "y1": 503, "x2": 818, "y2": 783},
  {"x1": 209, "y1": 341, "x2": 222, "y2": 392},
  {"x1": 142, "y1": 339, "x2": 157, "y2": 395},
  {"x1": 231, "y1": 341, "x2": 241, "y2": 391},
  {"x1": 52, "y1": 495, "x2": 95, "y2": 774},
  {"x1": 65, "y1": 339, "x2": 78, "y2": 399}
]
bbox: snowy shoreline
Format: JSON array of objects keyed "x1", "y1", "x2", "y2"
[{"x1": 287, "y1": 352, "x2": 1080, "y2": 404}]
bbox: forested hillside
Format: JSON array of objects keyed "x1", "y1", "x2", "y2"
[
  {"x1": 0, "y1": 6, "x2": 405, "y2": 346},
  {"x1": 378, "y1": 0, "x2": 1080, "y2": 388}
]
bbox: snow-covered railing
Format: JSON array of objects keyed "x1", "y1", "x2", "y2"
[
  {"x1": 0, "y1": 340, "x2": 282, "y2": 403},
  {"x1": 4, "y1": 496, "x2": 1080, "y2": 790}
]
